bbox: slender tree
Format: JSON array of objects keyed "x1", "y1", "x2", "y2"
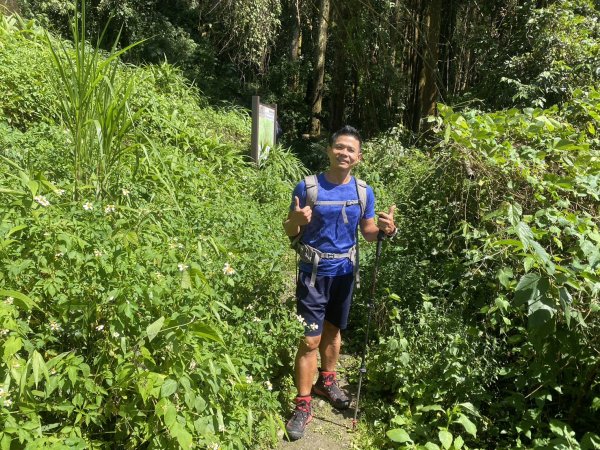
[{"x1": 308, "y1": 0, "x2": 331, "y2": 136}]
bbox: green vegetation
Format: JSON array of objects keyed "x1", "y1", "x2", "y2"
[
  {"x1": 0, "y1": 13, "x2": 306, "y2": 448},
  {"x1": 353, "y1": 93, "x2": 600, "y2": 449},
  {"x1": 1, "y1": 1, "x2": 599, "y2": 449}
]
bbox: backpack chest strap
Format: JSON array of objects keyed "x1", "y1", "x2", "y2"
[{"x1": 314, "y1": 199, "x2": 361, "y2": 224}]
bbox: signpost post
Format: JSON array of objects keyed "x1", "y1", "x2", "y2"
[{"x1": 251, "y1": 96, "x2": 277, "y2": 165}]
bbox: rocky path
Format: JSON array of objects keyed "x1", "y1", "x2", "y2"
[{"x1": 278, "y1": 355, "x2": 359, "y2": 450}]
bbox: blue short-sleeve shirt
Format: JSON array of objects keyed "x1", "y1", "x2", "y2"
[{"x1": 290, "y1": 173, "x2": 375, "y2": 276}]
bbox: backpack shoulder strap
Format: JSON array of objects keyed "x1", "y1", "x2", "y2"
[
  {"x1": 355, "y1": 178, "x2": 367, "y2": 218},
  {"x1": 304, "y1": 174, "x2": 319, "y2": 209}
]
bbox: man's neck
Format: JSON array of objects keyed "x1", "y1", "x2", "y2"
[{"x1": 324, "y1": 169, "x2": 352, "y2": 185}]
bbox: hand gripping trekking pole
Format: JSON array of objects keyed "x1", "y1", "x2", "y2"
[{"x1": 352, "y1": 230, "x2": 385, "y2": 430}]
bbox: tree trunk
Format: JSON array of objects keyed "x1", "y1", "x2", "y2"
[
  {"x1": 330, "y1": 2, "x2": 347, "y2": 131},
  {"x1": 308, "y1": 0, "x2": 331, "y2": 137},
  {"x1": 289, "y1": 0, "x2": 303, "y2": 90},
  {"x1": 439, "y1": 0, "x2": 458, "y2": 98},
  {"x1": 406, "y1": 0, "x2": 442, "y2": 133}
]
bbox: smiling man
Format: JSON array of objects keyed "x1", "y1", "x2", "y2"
[{"x1": 283, "y1": 125, "x2": 396, "y2": 440}]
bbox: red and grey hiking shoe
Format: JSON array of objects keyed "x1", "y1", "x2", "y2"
[
  {"x1": 285, "y1": 396, "x2": 313, "y2": 440},
  {"x1": 312, "y1": 369, "x2": 350, "y2": 410}
]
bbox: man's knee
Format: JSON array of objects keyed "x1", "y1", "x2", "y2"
[{"x1": 299, "y1": 335, "x2": 321, "y2": 353}]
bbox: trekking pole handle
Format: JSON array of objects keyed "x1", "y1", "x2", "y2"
[{"x1": 376, "y1": 230, "x2": 384, "y2": 258}]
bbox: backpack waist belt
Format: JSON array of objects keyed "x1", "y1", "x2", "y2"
[{"x1": 295, "y1": 242, "x2": 357, "y2": 287}]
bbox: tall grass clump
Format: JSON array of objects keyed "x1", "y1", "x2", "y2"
[{"x1": 46, "y1": 3, "x2": 144, "y2": 199}]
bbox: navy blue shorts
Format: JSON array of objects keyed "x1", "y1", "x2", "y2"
[{"x1": 296, "y1": 272, "x2": 355, "y2": 337}]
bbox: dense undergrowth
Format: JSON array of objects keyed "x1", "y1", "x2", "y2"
[
  {"x1": 352, "y1": 96, "x2": 600, "y2": 448},
  {"x1": 0, "y1": 14, "x2": 307, "y2": 449}
]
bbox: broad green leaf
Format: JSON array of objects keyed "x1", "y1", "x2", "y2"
[
  {"x1": 3, "y1": 336, "x2": 22, "y2": 362},
  {"x1": 514, "y1": 273, "x2": 542, "y2": 306},
  {"x1": 498, "y1": 268, "x2": 514, "y2": 288},
  {"x1": 31, "y1": 351, "x2": 49, "y2": 388},
  {"x1": 454, "y1": 435, "x2": 465, "y2": 449},
  {"x1": 146, "y1": 316, "x2": 165, "y2": 342},
  {"x1": 531, "y1": 241, "x2": 555, "y2": 274},
  {"x1": 559, "y1": 287, "x2": 572, "y2": 328},
  {"x1": 491, "y1": 239, "x2": 523, "y2": 249},
  {"x1": 181, "y1": 270, "x2": 191, "y2": 290},
  {"x1": 455, "y1": 414, "x2": 477, "y2": 437},
  {"x1": 516, "y1": 221, "x2": 534, "y2": 249},
  {"x1": 387, "y1": 428, "x2": 411, "y2": 443},
  {"x1": 507, "y1": 203, "x2": 522, "y2": 226},
  {"x1": 424, "y1": 443, "x2": 441, "y2": 450},
  {"x1": 161, "y1": 379, "x2": 178, "y2": 398},
  {"x1": 458, "y1": 402, "x2": 480, "y2": 417},
  {"x1": 421, "y1": 404, "x2": 444, "y2": 412},
  {"x1": 171, "y1": 422, "x2": 193, "y2": 449},
  {"x1": 439, "y1": 430, "x2": 453, "y2": 449},
  {"x1": 191, "y1": 322, "x2": 224, "y2": 344},
  {"x1": 163, "y1": 401, "x2": 177, "y2": 427}
]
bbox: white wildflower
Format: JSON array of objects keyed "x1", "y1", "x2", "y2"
[
  {"x1": 50, "y1": 368, "x2": 57, "y2": 375},
  {"x1": 209, "y1": 443, "x2": 219, "y2": 450},
  {"x1": 49, "y1": 321, "x2": 61, "y2": 332},
  {"x1": 222, "y1": 263, "x2": 236, "y2": 276},
  {"x1": 55, "y1": 252, "x2": 63, "y2": 259},
  {"x1": 218, "y1": 424, "x2": 226, "y2": 433},
  {"x1": 253, "y1": 317, "x2": 261, "y2": 323},
  {"x1": 189, "y1": 360, "x2": 197, "y2": 371},
  {"x1": 94, "y1": 249, "x2": 103, "y2": 257},
  {"x1": 4, "y1": 297, "x2": 13, "y2": 305},
  {"x1": 265, "y1": 380, "x2": 273, "y2": 391},
  {"x1": 244, "y1": 304, "x2": 254, "y2": 310},
  {"x1": 104, "y1": 204, "x2": 116, "y2": 214},
  {"x1": 55, "y1": 189, "x2": 65, "y2": 196},
  {"x1": 0, "y1": 329, "x2": 8, "y2": 337},
  {"x1": 95, "y1": 324, "x2": 104, "y2": 331},
  {"x1": 83, "y1": 201, "x2": 93, "y2": 211},
  {"x1": 3, "y1": 398, "x2": 12, "y2": 407},
  {"x1": 296, "y1": 314, "x2": 307, "y2": 326},
  {"x1": 0, "y1": 388, "x2": 5, "y2": 397},
  {"x1": 309, "y1": 323, "x2": 319, "y2": 331},
  {"x1": 121, "y1": 188, "x2": 130, "y2": 197},
  {"x1": 34, "y1": 195, "x2": 50, "y2": 207},
  {"x1": 178, "y1": 263, "x2": 188, "y2": 272},
  {"x1": 246, "y1": 375, "x2": 253, "y2": 384},
  {"x1": 112, "y1": 331, "x2": 120, "y2": 338}
]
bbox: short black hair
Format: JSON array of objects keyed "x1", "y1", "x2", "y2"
[{"x1": 330, "y1": 125, "x2": 362, "y2": 149}]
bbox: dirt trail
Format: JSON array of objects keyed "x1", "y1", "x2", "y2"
[{"x1": 278, "y1": 355, "x2": 359, "y2": 450}]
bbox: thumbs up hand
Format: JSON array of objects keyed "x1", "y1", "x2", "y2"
[
  {"x1": 377, "y1": 204, "x2": 396, "y2": 236},
  {"x1": 292, "y1": 195, "x2": 312, "y2": 226}
]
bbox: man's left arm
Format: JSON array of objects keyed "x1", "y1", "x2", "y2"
[{"x1": 360, "y1": 205, "x2": 396, "y2": 242}]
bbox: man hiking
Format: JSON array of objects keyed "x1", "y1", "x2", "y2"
[{"x1": 283, "y1": 125, "x2": 396, "y2": 440}]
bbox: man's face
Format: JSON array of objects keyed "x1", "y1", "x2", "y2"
[{"x1": 327, "y1": 134, "x2": 362, "y2": 171}]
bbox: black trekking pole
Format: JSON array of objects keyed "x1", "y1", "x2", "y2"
[{"x1": 352, "y1": 230, "x2": 385, "y2": 430}]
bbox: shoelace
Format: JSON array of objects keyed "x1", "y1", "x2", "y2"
[
  {"x1": 322, "y1": 373, "x2": 336, "y2": 387},
  {"x1": 295, "y1": 399, "x2": 310, "y2": 414}
]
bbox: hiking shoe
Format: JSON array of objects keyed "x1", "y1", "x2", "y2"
[
  {"x1": 312, "y1": 369, "x2": 350, "y2": 410},
  {"x1": 285, "y1": 396, "x2": 313, "y2": 441}
]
